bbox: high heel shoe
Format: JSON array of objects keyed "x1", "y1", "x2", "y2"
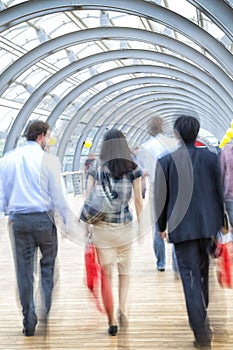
[
  {"x1": 108, "y1": 325, "x2": 118, "y2": 336},
  {"x1": 118, "y1": 310, "x2": 128, "y2": 328}
]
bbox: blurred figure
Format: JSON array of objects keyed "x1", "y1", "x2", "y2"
[
  {"x1": 84, "y1": 129, "x2": 143, "y2": 336},
  {"x1": 155, "y1": 115, "x2": 224, "y2": 348},
  {"x1": 136, "y1": 116, "x2": 178, "y2": 272},
  {"x1": 84, "y1": 153, "x2": 96, "y2": 191},
  {"x1": 84, "y1": 153, "x2": 95, "y2": 177},
  {"x1": 172, "y1": 244, "x2": 180, "y2": 279},
  {"x1": 0, "y1": 121, "x2": 70, "y2": 336},
  {"x1": 220, "y1": 143, "x2": 233, "y2": 228},
  {"x1": 132, "y1": 146, "x2": 147, "y2": 199}
]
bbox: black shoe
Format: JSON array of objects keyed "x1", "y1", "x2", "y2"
[
  {"x1": 193, "y1": 340, "x2": 211, "y2": 349},
  {"x1": 108, "y1": 325, "x2": 118, "y2": 336},
  {"x1": 157, "y1": 267, "x2": 165, "y2": 271},
  {"x1": 23, "y1": 328, "x2": 35, "y2": 337},
  {"x1": 208, "y1": 327, "x2": 214, "y2": 340}
]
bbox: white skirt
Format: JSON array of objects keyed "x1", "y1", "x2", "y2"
[{"x1": 90, "y1": 220, "x2": 138, "y2": 274}]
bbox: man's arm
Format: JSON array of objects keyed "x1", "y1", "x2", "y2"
[
  {"x1": 132, "y1": 176, "x2": 143, "y2": 222},
  {"x1": 0, "y1": 174, "x2": 6, "y2": 218},
  {"x1": 40, "y1": 153, "x2": 69, "y2": 224},
  {"x1": 136, "y1": 147, "x2": 157, "y2": 181},
  {"x1": 213, "y1": 153, "x2": 225, "y2": 226},
  {"x1": 154, "y1": 158, "x2": 169, "y2": 232},
  {"x1": 219, "y1": 149, "x2": 226, "y2": 187}
]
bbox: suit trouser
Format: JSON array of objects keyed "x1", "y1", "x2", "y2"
[
  {"x1": 174, "y1": 239, "x2": 211, "y2": 345},
  {"x1": 9, "y1": 211, "x2": 58, "y2": 331}
]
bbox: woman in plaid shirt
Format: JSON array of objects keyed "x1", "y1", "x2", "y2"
[{"x1": 86, "y1": 129, "x2": 143, "y2": 336}]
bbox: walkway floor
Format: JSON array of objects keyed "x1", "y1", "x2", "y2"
[{"x1": 0, "y1": 196, "x2": 233, "y2": 349}]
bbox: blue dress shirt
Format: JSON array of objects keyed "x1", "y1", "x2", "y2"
[{"x1": 0, "y1": 141, "x2": 68, "y2": 223}]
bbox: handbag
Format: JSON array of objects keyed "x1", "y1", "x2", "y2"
[
  {"x1": 84, "y1": 237, "x2": 104, "y2": 313},
  {"x1": 80, "y1": 166, "x2": 121, "y2": 224},
  {"x1": 80, "y1": 187, "x2": 106, "y2": 224}
]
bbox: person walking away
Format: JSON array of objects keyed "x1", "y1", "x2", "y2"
[
  {"x1": 136, "y1": 116, "x2": 178, "y2": 272},
  {"x1": 84, "y1": 153, "x2": 95, "y2": 177},
  {"x1": 83, "y1": 129, "x2": 143, "y2": 336},
  {"x1": 132, "y1": 146, "x2": 147, "y2": 199},
  {"x1": 0, "y1": 121, "x2": 70, "y2": 336},
  {"x1": 154, "y1": 115, "x2": 224, "y2": 348}
]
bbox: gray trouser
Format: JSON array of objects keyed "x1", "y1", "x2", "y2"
[{"x1": 10, "y1": 211, "x2": 58, "y2": 330}]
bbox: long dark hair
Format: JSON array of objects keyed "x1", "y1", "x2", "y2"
[{"x1": 99, "y1": 129, "x2": 137, "y2": 178}]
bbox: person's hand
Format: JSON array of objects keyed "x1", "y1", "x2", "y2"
[
  {"x1": 159, "y1": 230, "x2": 167, "y2": 240},
  {"x1": 64, "y1": 214, "x2": 79, "y2": 237},
  {"x1": 84, "y1": 223, "x2": 90, "y2": 237}
]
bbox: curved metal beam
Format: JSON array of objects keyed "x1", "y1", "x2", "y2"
[
  {"x1": 4, "y1": 45, "x2": 232, "y2": 153},
  {"x1": 121, "y1": 104, "x2": 218, "y2": 142},
  {"x1": 187, "y1": 0, "x2": 233, "y2": 41},
  {"x1": 93, "y1": 97, "x2": 220, "y2": 142},
  {"x1": 87, "y1": 104, "x2": 220, "y2": 166},
  {"x1": 48, "y1": 62, "x2": 228, "y2": 128},
  {"x1": 0, "y1": 0, "x2": 232, "y2": 75},
  {"x1": 92, "y1": 100, "x2": 215, "y2": 152},
  {"x1": 128, "y1": 109, "x2": 220, "y2": 146},
  {"x1": 120, "y1": 108, "x2": 220, "y2": 151},
  {"x1": 77, "y1": 99, "x2": 221, "y2": 170},
  {"x1": 70, "y1": 91, "x2": 219, "y2": 169},
  {"x1": 117, "y1": 104, "x2": 215, "y2": 146},
  {"x1": 52, "y1": 68, "x2": 226, "y2": 159},
  {"x1": 1, "y1": 27, "x2": 232, "y2": 98},
  {"x1": 121, "y1": 103, "x2": 212, "y2": 137},
  {"x1": 65, "y1": 79, "x2": 223, "y2": 163},
  {"x1": 0, "y1": 0, "x2": 232, "y2": 167},
  {"x1": 70, "y1": 79, "x2": 219, "y2": 170}
]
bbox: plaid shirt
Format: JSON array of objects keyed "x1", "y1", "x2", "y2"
[{"x1": 87, "y1": 160, "x2": 142, "y2": 223}]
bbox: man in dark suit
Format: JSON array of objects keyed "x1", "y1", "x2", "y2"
[{"x1": 154, "y1": 115, "x2": 224, "y2": 349}]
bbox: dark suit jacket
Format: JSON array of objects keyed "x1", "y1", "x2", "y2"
[{"x1": 154, "y1": 142, "x2": 224, "y2": 244}]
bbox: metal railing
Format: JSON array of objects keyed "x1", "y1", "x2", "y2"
[{"x1": 62, "y1": 170, "x2": 84, "y2": 195}]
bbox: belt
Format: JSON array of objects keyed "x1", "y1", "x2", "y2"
[{"x1": 10, "y1": 210, "x2": 53, "y2": 219}]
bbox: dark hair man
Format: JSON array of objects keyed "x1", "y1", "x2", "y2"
[{"x1": 154, "y1": 115, "x2": 224, "y2": 348}]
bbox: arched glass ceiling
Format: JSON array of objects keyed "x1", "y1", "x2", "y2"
[{"x1": 0, "y1": 0, "x2": 232, "y2": 170}]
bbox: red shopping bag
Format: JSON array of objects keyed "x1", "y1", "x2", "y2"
[
  {"x1": 216, "y1": 233, "x2": 233, "y2": 289},
  {"x1": 84, "y1": 240, "x2": 104, "y2": 313}
]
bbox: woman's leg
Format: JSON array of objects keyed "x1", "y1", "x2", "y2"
[
  {"x1": 101, "y1": 264, "x2": 115, "y2": 325},
  {"x1": 117, "y1": 243, "x2": 132, "y2": 326},
  {"x1": 118, "y1": 274, "x2": 130, "y2": 315},
  {"x1": 118, "y1": 274, "x2": 130, "y2": 328}
]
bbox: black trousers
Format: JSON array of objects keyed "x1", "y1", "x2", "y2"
[
  {"x1": 10, "y1": 211, "x2": 58, "y2": 331},
  {"x1": 174, "y1": 238, "x2": 211, "y2": 345}
]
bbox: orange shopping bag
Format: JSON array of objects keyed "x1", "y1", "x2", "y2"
[
  {"x1": 84, "y1": 238, "x2": 105, "y2": 313},
  {"x1": 216, "y1": 232, "x2": 233, "y2": 289}
]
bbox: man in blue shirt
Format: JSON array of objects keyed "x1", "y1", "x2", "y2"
[{"x1": 0, "y1": 121, "x2": 69, "y2": 336}]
